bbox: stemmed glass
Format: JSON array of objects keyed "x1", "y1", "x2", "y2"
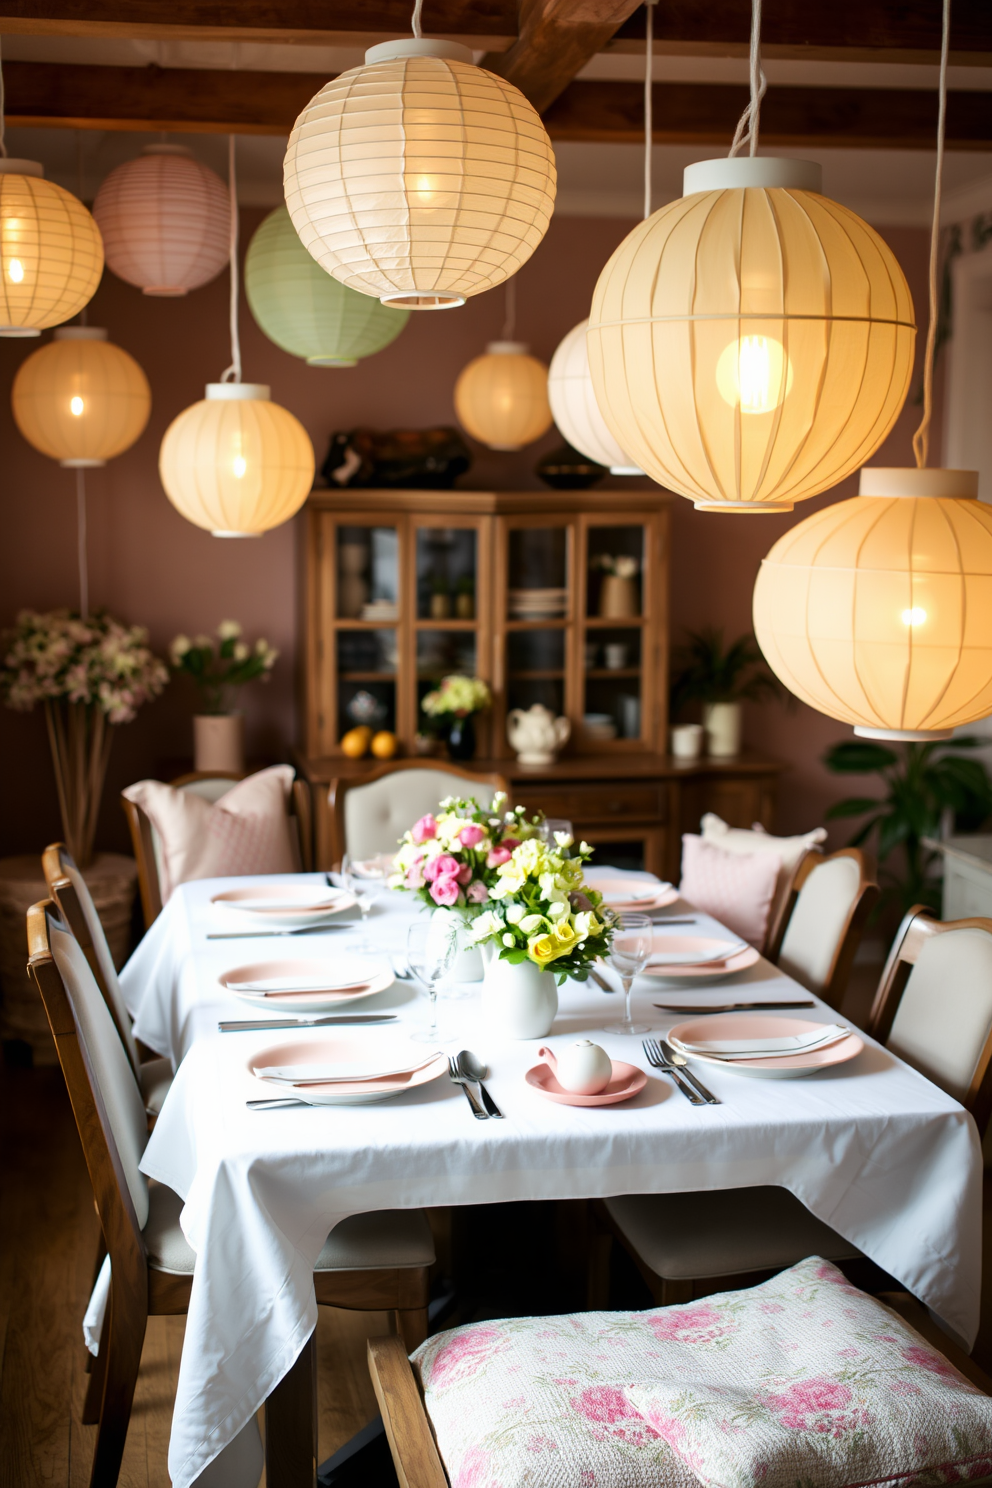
[
  {"x1": 539, "y1": 817, "x2": 574, "y2": 846},
  {"x1": 605, "y1": 912, "x2": 652, "y2": 1035},
  {"x1": 406, "y1": 918, "x2": 458, "y2": 1043},
  {"x1": 341, "y1": 852, "x2": 388, "y2": 952}
]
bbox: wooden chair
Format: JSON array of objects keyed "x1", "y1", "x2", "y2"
[
  {"x1": 28, "y1": 897, "x2": 434, "y2": 1488},
  {"x1": 328, "y1": 759, "x2": 511, "y2": 865},
  {"x1": 367, "y1": 1289, "x2": 992, "y2": 1488},
  {"x1": 122, "y1": 769, "x2": 315, "y2": 929},
  {"x1": 590, "y1": 907, "x2": 992, "y2": 1310},
  {"x1": 765, "y1": 847, "x2": 879, "y2": 1011}
]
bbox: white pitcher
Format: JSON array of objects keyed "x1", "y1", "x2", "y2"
[
  {"x1": 480, "y1": 948, "x2": 558, "y2": 1039},
  {"x1": 506, "y1": 704, "x2": 571, "y2": 766}
]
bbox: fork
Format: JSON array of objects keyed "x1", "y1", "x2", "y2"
[
  {"x1": 641, "y1": 1038, "x2": 705, "y2": 1105},
  {"x1": 447, "y1": 1054, "x2": 487, "y2": 1120}
]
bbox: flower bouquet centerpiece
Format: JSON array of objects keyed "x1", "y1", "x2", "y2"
[
  {"x1": 1, "y1": 609, "x2": 168, "y2": 867},
  {"x1": 170, "y1": 620, "x2": 278, "y2": 774},
  {"x1": 420, "y1": 674, "x2": 491, "y2": 761}
]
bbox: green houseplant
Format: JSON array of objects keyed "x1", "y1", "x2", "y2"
[
  {"x1": 669, "y1": 627, "x2": 784, "y2": 758},
  {"x1": 170, "y1": 621, "x2": 278, "y2": 774},
  {"x1": 824, "y1": 738, "x2": 992, "y2": 916}
]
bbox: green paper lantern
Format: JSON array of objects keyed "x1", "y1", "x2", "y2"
[{"x1": 244, "y1": 206, "x2": 410, "y2": 367}]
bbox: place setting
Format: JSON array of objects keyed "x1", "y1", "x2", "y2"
[{"x1": 206, "y1": 880, "x2": 359, "y2": 939}]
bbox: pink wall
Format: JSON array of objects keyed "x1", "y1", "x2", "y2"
[{"x1": 0, "y1": 209, "x2": 933, "y2": 856}]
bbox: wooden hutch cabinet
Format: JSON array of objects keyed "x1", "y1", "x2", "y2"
[{"x1": 297, "y1": 488, "x2": 783, "y2": 874}]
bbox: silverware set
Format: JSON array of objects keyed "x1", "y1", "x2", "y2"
[
  {"x1": 653, "y1": 1000, "x2": 814, "y2": 1014},
  {"x1": 447, "y1": 1049, "x2": 504, "y2": 1120},
  {"x1": 642, "y1": 1037, "x2": 721, "y2": 1106}
]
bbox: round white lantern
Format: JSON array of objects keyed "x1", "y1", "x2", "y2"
[
  {"x1": 454, "y1": 341, "x2": 553, "y2": 451},
  {"x1": 547, "y1": 320, "x2": 642, "y2": 475},
  {"x1": 0, "y1": 160, "x2": 104, "y2": 337},
  {"x1": 93, "y1": 144, "x2": 230, "y2": 297},
  {"x1": 12, "y1": 327, "x2": 151, "y2": 467},
  {"x1": 283, "y1": 39, "x2": 556, "y2": 309}
]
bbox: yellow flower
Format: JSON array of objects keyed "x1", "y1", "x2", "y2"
[
  {"x1": 551, "y1": 920, "x2": 579, "y2": 953},
  {"x1": 527, "y1": 933, "x2": 561, "y2": 968}
]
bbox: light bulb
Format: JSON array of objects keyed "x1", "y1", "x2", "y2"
[
  {"x1": 70, "y1": 395, "x2": 84, "y2": 416},
  {"x1": 8, "y1": 258, "x2": 24, "y2": 283},
  {"x1": 716, "y1": 334, "x2": 792, "y2": 413},
  {"x1": 902, "y1": 606, "x2": 927, "y2": 627},
  {"x1": 232, "y1": 454, "x2": 247, "y2": 478}
]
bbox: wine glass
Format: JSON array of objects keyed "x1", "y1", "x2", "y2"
[
  {"x1": 604, "y1": 912, "x2": 652, "y2": 1035},
  {"x1": 406, "y1": 917, "x2": 458, "y2": 1043},
  {"x1": 342, "y1": 852, "x2": 389, "y2": 952},
  {"x1": 539, "y1": 817, "x2": 574, "y2": 847}
]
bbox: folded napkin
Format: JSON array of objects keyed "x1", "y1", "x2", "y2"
[
  {"x1": 228, "y1": 896, "x2": 342, "y2": 913},
  {"x1": 228, "y1": 976, "x2": 370, "y2": 996},
  {"x1": 255, "y1": 1055, "x2": 437, "y2": 1086},
  {"x1": 647, "y1": 940, "x2": 748, "y2": 967},
  {"x1": 675, "y1": 1023, "x2": 849, "y2": 1061}
]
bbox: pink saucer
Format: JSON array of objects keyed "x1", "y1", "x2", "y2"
[{"x1": 525, "y1": 1059, "x2": 647, "y2": 1106}]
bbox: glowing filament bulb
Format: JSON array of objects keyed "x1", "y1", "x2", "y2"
[
  {"x1": 411, "y1": 174, "x2": 437, "y2": 205},
  {"x1": 716, "y1": 334, "x2": 792, "y2": 413},
  {"x1": 232, "y1": 454, "x2": 247, "y2": 478},
  {"x1": 8, "y1": 259, "x2": 24, "y2": 283},
  {"x1": 902, "y1": 606, "x2": 927, "y2": 627},
  {"x1": 70, "y1": 395, "x2": 84, "y2": 416}
]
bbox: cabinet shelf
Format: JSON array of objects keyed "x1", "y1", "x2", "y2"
[
  {"x1": 583, "y1": 616, "x2": 646, "y2": 628},
  {"x1": 413, "y1": 618, "x2": 478, "y2": 630},
  {"x1": 338, "y1": 670, "x2": 395, "y2": 682},
  {"x1": 586, "y1": 667, "x2": 641, "y2": 679},
  {"x1": 507, "y1": 669, "x2": 565, "y2": 680},
  {"x1": 504, "y1": 618, "x2": 569, "y2": 631}
]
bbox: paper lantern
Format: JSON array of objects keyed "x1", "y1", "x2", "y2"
[
  {"x1": 753, "y1": 468, "x2": 992, "y2": 739},
  {"x1": 548, "y1": 319, "x2": 642, "y2": 475},
  {"x1": 244, "y1": 205, "x2": 410, "y2": 366},
  {"x1": 454, "y1": 342, "x2": 552, "y2": 451},
  {"x1": 93, "y1": 145, "x2": 230, "y2": 297},
  {"x1": 11, "y1": 327, "x2": 151, "y2": 467},
  {"x1": 283, "y1": 39, "x2": 556, "y2": 309},
  {"x1": 159, "y1": 384, "x2": 315, "y2": 537},
  {"x1": 588, "y1": 157, "x2": 917, "y2": 512},
  {"x1": 0, "y1": 160, "x2": 104, "y2": 338}
]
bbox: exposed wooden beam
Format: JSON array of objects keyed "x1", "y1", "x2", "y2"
[
  {"x1": 481, "y1": 0, "x2": 644, "y2": 114},
  {"x1": 3, "y1": 62, "x2": 991, "y2": 151}
]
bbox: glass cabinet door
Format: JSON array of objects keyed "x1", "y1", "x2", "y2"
[
  {"x1": 578, "y1": 517, "x2": 659, "y2": 751},
  {"x1": 332, "y1": 520, "x2": 402, "y2": 745},
  {"x1": 410, "y1": 518, "x2": 491, "y2": 752},
  {"x1": 495, "y1": 517, "x2": 575, "y2": 756}
]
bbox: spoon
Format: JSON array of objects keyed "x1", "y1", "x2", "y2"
[{"x1": 457, "y1": 1050, "x2": 504, "y2": 1120}]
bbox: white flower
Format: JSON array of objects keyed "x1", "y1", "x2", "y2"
[
  {"x1": 233, "y1": 641, "x2": 249, "y2": 661},
  {"x1": 504, "y1": 904, "x2": 525, "y2": 925},
  {"x1": 217, "y1": 619, "x2": 242, "y2": 640},
  {"x1": 470, "y1": 910, "x2": 504, "y2": 942},
  {"x1": 547, "y1": 900, "x2": 569, "y2": 919},
  {"x1": 502, "y1": 933, "x2": 516, "y2": 947},
  {"x1": 169, "y1": 634, "x2": 191, "y2": 662},
  {"x1": 519, "y1": 913, "x2": 545, "y2": 934},
  {"x1": 579, "y1": 842, "x2": 593, "y2": 855},
  {"x1": 553, "y1": 830, "x2": 574, "y2": 849}
]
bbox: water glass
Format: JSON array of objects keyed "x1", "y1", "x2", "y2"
[
  {"x1": 605, "y1": 911, "x2": 652, "y2": 1035},
  {"x1": 342, "y1": 852, "x2": 389, "y2": 951},
  {"x1": 539, "y1": 817, "x2": 574, "y2": 847},
  {"x1": 407, "y1": 917, "x2": 458, "y2": 1043}
]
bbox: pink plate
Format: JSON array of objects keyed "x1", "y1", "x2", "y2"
[
  {"x1": 590, "y1": 878, "x2": 679, "y2": 912},
  {"x1": 668, "y1": 1012, "x2": 864, "y2": 1080},
  {"x1": 219, "y1": 959, "x2": 392, "y2": 1011},
  {"x1": 525, "y1": 1059, "x2": 647, "y2": 1106},
  {"x1": 643, "y1": 933, "x2": 760, "y2": 979},
  {"x1": 211, "y1": 884, "x2": 355, "y2": 915},
  {"x1": 248, "y1": 1034, "x2": 447, "y2": 1105}
]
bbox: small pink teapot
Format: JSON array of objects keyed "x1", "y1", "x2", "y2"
[{"x1": 538, "y1": 1040, "x2": 613, "y2": 1096}]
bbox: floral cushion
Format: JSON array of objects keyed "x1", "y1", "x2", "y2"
[
  {"x1": 625, "y1": 1257, "x2": 992, "y2": 1488},
  {"x1": 412, "y1": 1313, "x2": 702, "y2": 1488}
]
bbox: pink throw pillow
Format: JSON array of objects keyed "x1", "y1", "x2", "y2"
[
  {"x1": 123, "y1": 765, "x2": 297, "y2": 902},
  {"x1": 679, "y1": 834, "x2": 778, "y2": 948}
]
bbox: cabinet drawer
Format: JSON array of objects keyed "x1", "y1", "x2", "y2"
[{"x1": 514, "y1": 782, "x2": 666, "y2": 824}]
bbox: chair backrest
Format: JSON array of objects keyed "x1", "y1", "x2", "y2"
[
  {"x1": 769, "y1": 848, "x2": 879, "y2": 1010},
  {"x1": 329, "y1": 760, "x2": 511, "y2": 863},
  {"x1": 28, "y1": 900, "x2": 150, "y2": 1287},
  {"x1": 41, "y1": 843, "x2": 140, "y2": 1077},
  {"x1": 869, "y1": 907, "x2": 992, "y2": 1132},
  {"x1": 122, "y1": 770, "x2": 314, "y2": 928}
]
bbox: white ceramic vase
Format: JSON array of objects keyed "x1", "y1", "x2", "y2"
[
  {"x1": 480, "y1": 950, "x2": 558, "y2": 1040},
  {"x1": 703, "y1": 701, "x2": 742, "y2": 759},
  {"x1": 433, "y1": 908, "x2": 484, "y2": 982},
  {"x1": 193, "y1": 713, "x2": 245, "y2": 774}
]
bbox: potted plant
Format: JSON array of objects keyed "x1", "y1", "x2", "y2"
[
  {"x1": 669, "y1": 627, "x2": 784, "y2": 759},
  {"x1": 420, "y1": 674, "x2": 492, "y2": 761},
  {"x1": 170, "y1": 621, "x2": 278, "y2": 774},
  {"x1": 824, "y1": 738, "x2": 992, "y2": 920}
]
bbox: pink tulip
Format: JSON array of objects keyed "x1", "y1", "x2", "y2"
[
  {"x1": 467, "y1": 881, "x2": 489, "y2": 904},
  {"x1": 456, "y1": 862, "x2": 473, "y2": 886},
  {"x1": 486, "y1": 846, "x2": 511, "y2": 868},
  {"x1": 411, "y1": 814, "x2": 437, "y2": 844},
  {"x1": 459, "y1": 823, "x2": 485, "y2": 848},
  {"x1": 430, "y1": 875, "x2": 462, "y2": 907}
]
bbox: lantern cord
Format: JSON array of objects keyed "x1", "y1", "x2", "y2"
[
  {"x1": 411, "y1": 0, "x2": 424, "y2": 39},
  {"x1": 219, "y1": 134, "x2": 242, "y2": 384},
  {"x1": 0, "y1": 38, "x2": 7, "y2": 158},
  {"x1": 728, "y1": 0, "x2": 767, "y2": 158},
  {"x1": 501, "y1": 276, "x2": 517, "y2": 340},
  {"x1": 76, "y1": 470, "x2": 89, "y2": 621},
  {"x1": 643, "y1": 0, "x2": 657, "y2": 220},
  {"x1": 913, "y1": 0, "x2": 950, "y2": 470}
]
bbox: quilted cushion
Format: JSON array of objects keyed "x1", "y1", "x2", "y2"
[
  {"x1": 123, "y1": 765, "x2": 297, "y2": 902},
  {"x1": 626, "y1": 1257, "x2": 992, "y2": 1488},
  {"x1": 679, "y1": 834, "x2": 779, "y2": 949}
]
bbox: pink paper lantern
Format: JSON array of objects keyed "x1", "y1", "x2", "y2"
[{"x1": 93, "y1": 144, "x2": 230, "y2": 297}]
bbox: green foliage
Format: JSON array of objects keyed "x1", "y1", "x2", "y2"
[
  {"x1": 823, "y1": 738, "x2": 992, "y2": 915},
  {"x1": 169, "y1": 621, "x2": 277, "y2": 715},
  {"x1": 670, "y1": 626, "x2": 785, "y2": 716}
]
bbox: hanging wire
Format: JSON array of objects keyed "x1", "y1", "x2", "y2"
[
  {"x1": 912, "y1": 0, "x2": 951, "y2": 470},
  {"x1": 643, "y1": 0, "x2": 657, "y2": 219},
  {"x1": 728, "y1": 0, "x2": 767, "y2": 158},
  {"x1": 76, "y1": 470, "x2": 89, "y2": 619},
  {"x1": 219, "y1": 134, "x2": 242, "y2": 383},
  {"x1": 411, "y1": 0, "x2": 424, "y2": 39},
  {"x1": 0, "y1": 36, "x2": 7, "y2": 158},
  {"x1": 501, "y1": 276, "x2": 517, "y2": 340}
]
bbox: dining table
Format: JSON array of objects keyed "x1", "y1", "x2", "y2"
[{"x1": 117, "y1": 868, "x2": 983, "y2": 1488}]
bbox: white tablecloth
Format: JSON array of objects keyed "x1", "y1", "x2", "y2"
[{"x1": 121, "y1": 873, "x2": 983, "y2": 1488}]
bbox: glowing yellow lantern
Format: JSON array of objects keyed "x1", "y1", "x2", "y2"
[
  {"x1": 547, "y1": 319, "x2": 642, "y2": 474},
  {"x1": 159, "y1": 384, "x2": 315, "y2": 537},
  {"x1": 11, "y1": 327, "x2": 150, "y2": 467},
  {"x1": 0, "y1": 160, "x2": 104, "y2": 337},
  {"x1": 454, "y1": 342, "x2": 552, "y2": 451},
  {"x1": 753, "y1": 467, "x2": 992, "y2": 739},
  {"x1": 588, "y1": 157, "x2": 916, "y2": 512},
  {"x1": 283, "y1": 39, "x2": 556, "y2": 309}
]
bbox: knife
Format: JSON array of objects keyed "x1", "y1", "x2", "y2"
[
  {"x1": 219, "y1": 1014, "x2": 397, "y2": 1032},
  {"x1": 207, "y1": 925, "x2": 351, "y2": 939},
  {"x1": 590, "y1": 966, "x2": 616, "y2": 993},
  {"x1": 653, "y1": 1000, "x2": 816, "y2": 1013}
]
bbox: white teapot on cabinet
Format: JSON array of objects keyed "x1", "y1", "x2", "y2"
[{"x1": 507, "y1": 703, "x2": 571, "y2": 766}]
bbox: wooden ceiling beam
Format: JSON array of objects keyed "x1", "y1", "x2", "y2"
[{"x1": 481, "y1": 0, "x2": 644, "y2": 114}]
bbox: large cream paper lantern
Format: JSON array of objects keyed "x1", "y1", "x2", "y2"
[
  {"x1": 12, "y1": 326, "x2": 151, "y2": 467},
  {"x1": 245, "y1": 205, "x2": 410, "y2": 366},
  {"x1": 93, "y1": 145, "x2": 230, "y2": 297},
  {"x1": 454, "y1": 341, "x2": 552, "y2": 451},
  {"x1": 159, "y1": 384, "x2": 315, "y2": 537},
  {"x1": 548, "y1": 319, "x2": 642, "y2": 475},
  {"x1": 0, "y1": 160, "x2": 103, "y2": 337},
  {"x1": 588, "y1": 158, "x2": 916, "y2": 512},
  {"x1": 284, "y1": 39, "x2": 556, "y2": 310},
  {"x1": 753, "y1": 468, "x2": 992, "y2": 739}
]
